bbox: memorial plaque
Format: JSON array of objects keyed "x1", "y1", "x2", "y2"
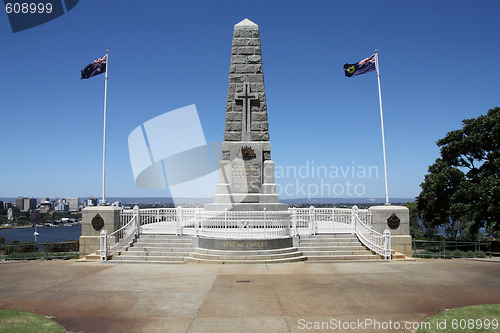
[
  {"x1": 232, "y1": 161, "x2": 261, "y2": 193},
  {"x1": 387, "y1": 213, "x2": 401, "y2": 230},
  {"x1": 92, "y1": 213, "x2": 105, "y2": 231}
]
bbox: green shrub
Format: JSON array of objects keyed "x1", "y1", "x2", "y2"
[
  {"x1": 414, "y1": 250, "x2": 486, "y2": 259},
  {"x1": 43, "y1": 241, "x2": 78, "y2": 253}
]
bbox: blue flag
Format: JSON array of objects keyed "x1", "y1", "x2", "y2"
[
  {"x1": 81, "y1": 54, "x2": 107, "y2": 79},
  {"x1": 344, "y1": 54, "x2": 376, "y2": 77}
]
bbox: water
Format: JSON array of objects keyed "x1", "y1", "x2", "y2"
[{"x1": 0, "y1": 225, "x2": 81, "y2": 243}]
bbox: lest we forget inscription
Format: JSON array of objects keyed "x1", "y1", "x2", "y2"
[{"x1": 199, "y1": 237, "x2": 293, "y2": 250}]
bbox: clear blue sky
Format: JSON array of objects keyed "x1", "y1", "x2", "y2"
[{"x1": 1, "y1": 0, "x2": 499, "y2": 201}]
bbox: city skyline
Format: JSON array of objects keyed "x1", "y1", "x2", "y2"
[{"x1": 1, "y1": 1, "x2": 499, "y2": 200}]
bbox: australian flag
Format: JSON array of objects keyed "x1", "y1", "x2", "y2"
[
  {"x1": 81, "y1": 54, "x2": 107, "y2": 79},
  {"x1": 344, "y1": 54, "x2": 376, "y2": 77}
]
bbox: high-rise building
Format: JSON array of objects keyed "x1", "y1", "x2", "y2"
[
  {"x1": 84, "y1": 198, "x2": 98, "y2": 207},
  {"x1": 64, "y1": 197, "x2": 80, "y2": 211},
  {"x1": 15, "y1": 197, "x2": 24, "y2": 210},
  {"x1": 56, "y1": 201, "x2": 70, "y2": 212},
  {"x1": 15, "y1": 197, "x2": 37, "y2": 211},
  {"x1": 23, "y1": 198, "x2": 37, "y2": 212}
]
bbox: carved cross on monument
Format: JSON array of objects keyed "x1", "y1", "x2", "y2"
[{"x1": 235, "y1": 83, "x2": 258, "y2": 140}]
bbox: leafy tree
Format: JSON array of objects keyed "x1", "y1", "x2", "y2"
[
  {"x1": 404, "y1": 202, "x2": 425, "y2": 239},
  {"x1": 417, "y1": 107, "x2": 500, "y2": 240},
  {"x1": 29, "y1": 211, "x2": 39, "y2": 224}
]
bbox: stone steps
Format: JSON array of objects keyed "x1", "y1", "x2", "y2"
[
  {"x1": 301, "y1": 250, "x2": 375, "y2": 256},
  {"x1": 132, "y1": 239, "x2": 192, "y2": 244},
  {"x1": 299, "y1": 246, "x2": 367, "y2": 251},
  {"x1": 298, "y1": 234, "x2": 383, "y2": 261},
  {"x1": 299, "y1": 242, "x2": 362, "y2": 247},
  {"x1": 122, "y1": 251, "x2": 191, "y2": 257},
  {"x1": 299, "y1": 237, "x2": 359, "y2": 243},
  {"x1": 300, "y1": 236, "x2": 357, "y2": 240},
  {"x1": 126, "y1": 245, "x2": 193, "y2": 252},
  {"x1": 138, "y1": 234, "x2": 192, "y2": 239},
  {"x1": 189, "y1": 247, "x2": 304, "y2": 261},
  {"x1": 185, "y1": 256, "x2": 307, "y2": 264},
  {"x1": 129, "y1": 244, "x2": 192, "y2": 250},
  {"x1": 131, "y1": 241, "x2": 192, "y2": 246},
  {"x1": 193, "y1": 247, "x2": 298, "y2": 255},
  {"x1": 113, "y1": 235, "x2": 307, "y2": 264},
  {"x1": 305, "y1": 254, "x2": 382, "y2": 261},
  {"x1": 133, "y1": 237, "x2": 192, "y2": 241},
  {"x1": 111, "y1": 233, "x2": 385, "y2": 263},
  {"x1": 114, "y1": 255, "x2": 187, "y2": 261},
  {"x1": 300, "y1": 234, "x2": 357, "y2": 239},
  {"x1": 114, "y1": 235, "x2": 194, "y2": 262}
]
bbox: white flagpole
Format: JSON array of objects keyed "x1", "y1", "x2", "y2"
[
  {"x1": 374, "y1": 50, "x2": 390, "y2": 205},
  {"x1": 101, "y1": 50, "x2": 109, "y2": 205}
]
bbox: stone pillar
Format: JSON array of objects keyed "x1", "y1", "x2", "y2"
[
  {"x1": 79, "y1": 206, "x2": 122, "y2": 257},
  {"x1": 369, "y1": 205, "x2": 412, "y2": 257},
  {"x1": 205, "y1": 18, "x2": 287, "y2": 212},
  {"x1": 224, "y1": 18, "x2": 269, "y2": 143}
]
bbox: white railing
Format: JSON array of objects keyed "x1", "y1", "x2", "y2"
[
  {"x1": 294, "y1": 206, "x2": 371, "y2": 235},
  {"x1": 198, "y1": 209, "x2": 290, "y2": 239},
  {"x1": 134, "y1": 207, "x2": 204, "y2": 235},
  {"x1": 104, "y1": 205, "x2": 391, "y2": 260},
  {"x1": 354, "y1": 212, "x2": 391, "y2": 260},
  {"x1": 139, "y1": 208, "x2": 178, "y2": 235},
  {"x1": 100, "y1": 206, "x2": 140, "y2": 261}
]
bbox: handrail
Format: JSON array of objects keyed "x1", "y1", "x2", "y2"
[
  {"x1": 354, "y1": 214, "x2": 391, "y2": 260},
  {"x1": 100, "y1": 207, "x2": 140, "y2": 261},
  {"x1": 111, "y1": 206, "x2": 390, "y2": 260}
]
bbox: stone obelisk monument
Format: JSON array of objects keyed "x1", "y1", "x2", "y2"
[{"x1": 205, "y1": 18, "x2": 287, "y2": 211}]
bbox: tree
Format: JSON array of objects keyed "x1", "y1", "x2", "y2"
[
  {"x1": 417, "y1": 107, "x2": 500, "y2": 240},
  {"x1": 404, "y1": 202, "x2": 425, "y2": 239},
  {"x1": 29, "y1": 211, "x2": 39, "y2": 224}
]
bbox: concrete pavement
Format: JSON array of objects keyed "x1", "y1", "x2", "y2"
[{"x1": 0, "y1": 259, "x2": 499, "y2": 332}]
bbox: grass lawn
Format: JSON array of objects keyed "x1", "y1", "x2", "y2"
[
  {"x1": 0, "y1": 309, "x2": 65, "y2": 333},
  {"x1": 418, "y1": 304, "x2": 500, "y2": 333}
]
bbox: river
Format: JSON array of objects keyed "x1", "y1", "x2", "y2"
[{"x1": 0, "y1": 225, "x2": 82, "y2": 243}]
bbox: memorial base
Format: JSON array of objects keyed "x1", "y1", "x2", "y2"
[
  {"x1": 195, "y1": 237, "x2": 293, "y2": 250},
  {"x1": 79, "y1": 236, "x2": 100, "y2": 258},
  {"x1": 391, "y1": 235, "x2": 413, "y2": 257}
]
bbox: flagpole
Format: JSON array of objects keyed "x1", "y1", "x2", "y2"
[
  {"x1": 101, "y1": 50, "x2": 109, "y2": 205},
  {"x1": 374, "y1": 50, "x2": 390, "y2": 205}
]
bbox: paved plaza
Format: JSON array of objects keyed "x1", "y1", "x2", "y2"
[{"x1": 0, "y1": 259, "x2": 499, "y2": 332}]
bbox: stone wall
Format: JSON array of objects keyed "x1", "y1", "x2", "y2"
[{"x1": 224, "y1": 19, "x2": 269, "y2": 142}]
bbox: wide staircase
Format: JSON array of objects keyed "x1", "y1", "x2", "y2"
[
  {"x1": 186, "y1": 246, "x2": 305, "y2": 264},
  {"x1": 298, "y1": 234, "x2": 383, "y2": 261},
  {"x1": 111, "y1": 233, "x2": 384, "y2": 263},
  {"x1": 113, "y1": 235, "x2": 193, "y2": 263}
]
